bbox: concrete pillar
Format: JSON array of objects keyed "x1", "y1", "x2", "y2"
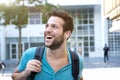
[{"x1": 0, "y1": 26, "x2": 6, "y2": 60}]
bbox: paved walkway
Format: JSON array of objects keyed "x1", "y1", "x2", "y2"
[
  {"x1": 0, "y1": 57, "x2": 120, "y2": 80},
  {"x1": 83, "y1": 67, "x2": 120, "y2": 80},
  {"x1": 83, "y1": 57, "x2": 120, "y2": 80},
  {"x1": 0, "y1": 59, "x2": 18, "y2": 74},
  {"x1": 84, "y1": 57, "x2": 120, "y2": 68}
]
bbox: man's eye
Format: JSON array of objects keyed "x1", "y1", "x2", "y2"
[
  {"x1": 45, "y1": 24, "x2": 48, "y2": 28},
  {"x1": 52, "y1": 25, "x2": 57, "y2": 28}
]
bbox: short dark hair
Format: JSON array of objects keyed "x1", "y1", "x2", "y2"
[{"x1": 47, "y1": 8, "x2": 74, "y2": 33}]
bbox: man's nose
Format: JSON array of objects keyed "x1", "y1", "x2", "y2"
[{"x1": 45, "y1": 26, "x2": 52, "y2": 32}]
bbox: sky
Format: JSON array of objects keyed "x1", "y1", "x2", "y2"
[
  {"x1": 0, "y1": 0, "x2": 81, "y2": 5},
  {"x1": 0, "y1": 0, "x2": 14, "y2": 4},
  {"x1": 0, "y1": 0, "x2": 100, "y2": 5},
  {"x1": 47, "y1": 0, "x2": 100, "y2": 5},
  {"x1": 48, "y1": 0, "x2": 79, "y2": 5}
]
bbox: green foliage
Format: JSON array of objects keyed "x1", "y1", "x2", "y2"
[
  {"x1": 12, "y1": 6, "x2": 28, "y2": 28},
  {"x1": 42, "y1": 3, "x2": 59, "y2": 23},
  {"x1": 0, "y1": 5, "x2": 14, "y2": 25},
  {"x1": 0, "y1": 3, "x2": 28, "y2": 27}
]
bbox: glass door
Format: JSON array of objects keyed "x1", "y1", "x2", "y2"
[
  {"x1": 10, "y1": 42, "x2": 25, "y2": 60},
  {"x1": 10, "y1": 43, "x2": 18, "y2": 59}
]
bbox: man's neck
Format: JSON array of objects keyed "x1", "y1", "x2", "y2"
[
  {"x1": 46, "y1": 47, "x2": 69, "y2": 72},
  {"x1": 46, "y1": 47, "x2": 68, "y2": 60}
]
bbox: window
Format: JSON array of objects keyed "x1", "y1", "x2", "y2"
[
  {"x1": 29, "y1": 12, "x2": 41, "y2": 24},
  {"x1": 89, "y1": 25, "x2": 94, "y2": 35},
  {"x1": 69, "y1": 8, "x2": 94, "y2": 57}
]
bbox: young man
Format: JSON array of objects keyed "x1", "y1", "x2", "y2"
[{"x1": 12, "y1": 8, "x2": 84, "y2": 80}]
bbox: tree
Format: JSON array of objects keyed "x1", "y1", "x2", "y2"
[
  {"x1": 13, "y1": 6, "x2": 28, "y2": 60},
  {"x1": 0, "y1": 0, "x2": 58, "y2": 60},
  {"x1": 0, "y1": 2, "x2": 28, "y2": 60}
]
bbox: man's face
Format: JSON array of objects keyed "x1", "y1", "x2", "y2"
[{"x1": 44, "y1": 16, "x2": 65, "y2": 50}]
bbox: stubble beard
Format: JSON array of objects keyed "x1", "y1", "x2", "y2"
[{"x1": 44, "y1": 34, "x2": 64, "y2": 50}]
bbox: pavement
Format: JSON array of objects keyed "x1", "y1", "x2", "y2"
[
  {"x1": 84, "y1": 57, "x2": 120, "y2": 68},
  {"x1": 0, "y1": 57, "x2": 120, "y2": 80},
  {"x1": 83, "y1": 57, "x2": 120, "y2": 80}
]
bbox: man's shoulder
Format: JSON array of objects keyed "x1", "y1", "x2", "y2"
[
  {"x1": 23, "y1": 47, "x2": 37, "y2": 57},
  {"x1": 25, "y1": 47, "x2": 37, "y2": 52},
  {"x1": 78, "y1": 54, "x2": 83, "y2": 63},
  {"x1": 68, "y1": 50, "x2": 83, "y2": 61},
  {"x1": 69, "y1": 50, "x2": 84, "y2": 67},
  {"x1": 17, "y1": 47, "x2": 38, "y2": 72}
]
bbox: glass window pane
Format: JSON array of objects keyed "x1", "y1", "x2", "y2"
[{"x1": 29, "y1": 13, "x2": 40, "y2": 24}]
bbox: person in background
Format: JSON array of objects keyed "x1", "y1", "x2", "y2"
[
  {"x1": 0, "y1": 61, "x2": 6, "y2": 70},
  {"x1": 78, "y1": 47, "x2": 82, "y2": 56},
  {"x1": 0, "y1": 61, "x2": 6, "y2": 76},
  {"x1": 103, "y1": 44, "x2": 109, "y2": 63},
  {"x1": 71, "y1": 45, "x2": 76, "y2": 53}
]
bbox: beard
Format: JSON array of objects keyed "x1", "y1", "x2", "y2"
[{"x1": 44, "y1": 34, "x2": 64, "y2": 50}]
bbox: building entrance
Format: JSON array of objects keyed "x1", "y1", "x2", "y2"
[{"x1": 10, "y1": 42, "x2": 25, "y2": 60}]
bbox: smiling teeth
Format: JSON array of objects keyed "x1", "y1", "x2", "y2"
[{"x1": 46, "y1": 36, "x2": 52, "y2": 39}]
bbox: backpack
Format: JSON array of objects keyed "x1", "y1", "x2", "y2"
[{"x1": 29, "y1": 46, "x2": 79, "y2": 80}]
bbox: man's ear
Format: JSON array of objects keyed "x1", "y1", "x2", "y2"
[{"x1": 65, "y1": 30, "x2": 71, "y2": 40}]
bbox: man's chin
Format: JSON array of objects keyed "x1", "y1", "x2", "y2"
[
  {"x1": 45, "y1": 44, "x2": 51, "y2": 48},
  {"x1": 45, "y1": 45, "x2": 57, "y2": 50}
]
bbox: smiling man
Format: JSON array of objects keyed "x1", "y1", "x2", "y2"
[{"x1": 11, "y1": 8, "x2": 84, "y2": 80}]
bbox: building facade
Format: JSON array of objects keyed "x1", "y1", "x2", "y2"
[
  {"x1": 0, "y1": 0, "x2": 120, "y2": 60},
  {"x1": 103, "y1": 0, "x2": 120, "y2": 57}
]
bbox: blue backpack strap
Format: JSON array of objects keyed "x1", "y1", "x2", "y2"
[
  {"x1": 29, "y1": 46, "x2": 45, "y2": 80},
  {"x1": 69, "y1": 50, "x2": 79, "y2": 80}
]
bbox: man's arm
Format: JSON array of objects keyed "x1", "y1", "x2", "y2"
[
  {"x1": 80, "y1": 76, "x2": 83, "y2": 80},
  {"x1": 11, "y1": 59, "x2": 42, "y2": 80},
  {"x1": 11, "y1": 68, "x2": 30, "y2": 80}
]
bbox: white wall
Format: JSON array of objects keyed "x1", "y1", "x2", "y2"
[
  {"x1": 0, "y1": 24, "x2": 45, "y2": 60},
  {"x1": 0, "y1": 26, "x2": 6, "y2": 60},
  {"x1": 90, "y1": 5, "x2": 103, "y2": 57},
  {"x1": 5, "y1": 24, "x2": 45, "y2": 37},
  {"x1": 101, "y1": 0, "x2": 109, "y2": 55}
]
